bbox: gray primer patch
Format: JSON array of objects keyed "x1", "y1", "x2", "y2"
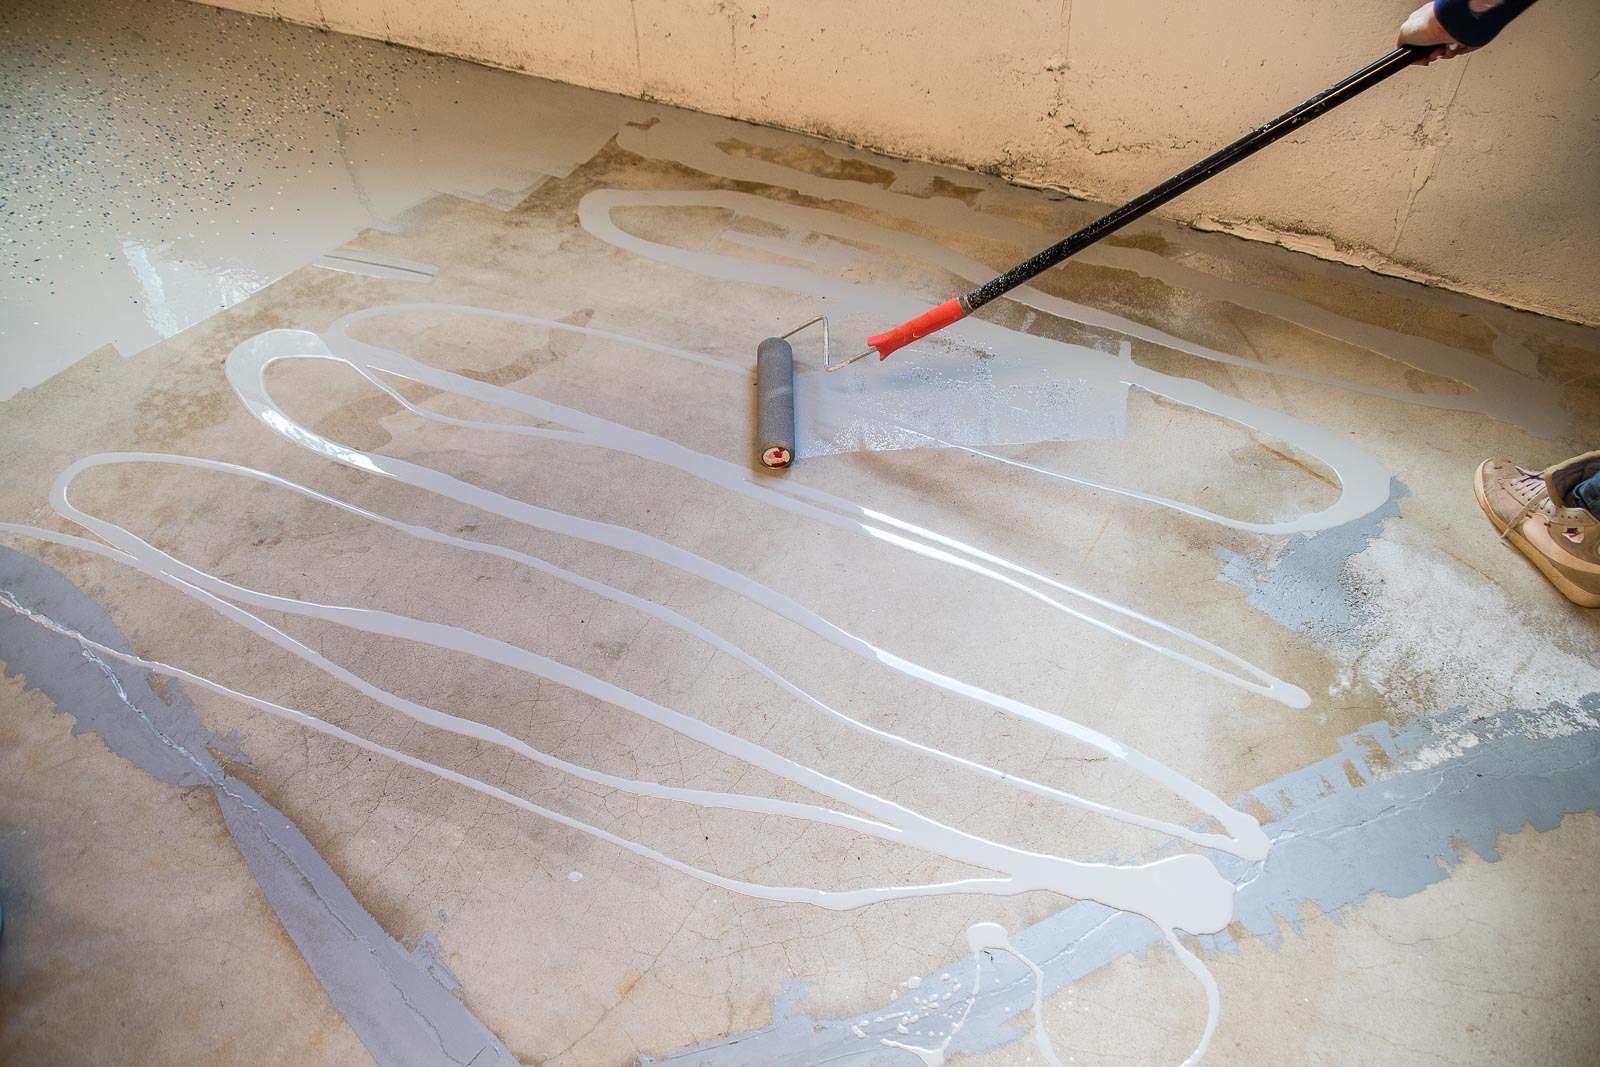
[
  {"x1": 0, "y1": 545, "x2": 519, "y2": 1067},
  {"x1": 647, "y1": 692, "x2": 1600, "y2": 1065},
  {"x1": 1214, "y1": 478, "x2": 1408, "y2": 641}
]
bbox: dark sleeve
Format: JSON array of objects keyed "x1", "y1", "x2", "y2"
[{"x1": 1433, "y1": 0, "x2": 1540, "y2": 48}]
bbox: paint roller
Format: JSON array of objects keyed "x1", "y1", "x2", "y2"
[
  {"x1": 755, "y1": 45, "x2": 1432, "y2": 467},
  {"x1": 755, "y1": 334, "x2": 795, "y2": 469},
  {"x1": 756, "y1": 314, "x2": 828, "y2": 469}
]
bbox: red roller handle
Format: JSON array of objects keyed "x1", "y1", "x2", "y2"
[{"x1": 866, "y1": 298, "x2": 967, "y2": 361}]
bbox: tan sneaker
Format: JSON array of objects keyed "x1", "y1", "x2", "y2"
[{"x1": 1474, "y1": 451, "x2": 1600, "y2": 608}]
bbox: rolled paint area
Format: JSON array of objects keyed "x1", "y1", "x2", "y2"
[
  {"x1": 579, "y1": 188, "x2": 1391, "y2": 536},
  {"x1": 796, "y1": 330, "x2": 1128, "y2": 459},
  {"x1": 580, "y1": 187, "x2": 1132, "y2": 463},
  {"x1": 0, "y1": 1, "x2": 642, "y2": 401}
]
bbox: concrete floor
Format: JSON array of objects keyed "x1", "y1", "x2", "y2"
[
  {"x1": 2, "y1": 4, "x2": 1598, "y2": 1067},
  {"x1": 0, "y1": 0, "x2": 635, "y2": 399}
]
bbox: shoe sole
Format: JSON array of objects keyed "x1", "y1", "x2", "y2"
[{"x1": 1475, "y1": 462, "x2": 1600, "y2": 608}]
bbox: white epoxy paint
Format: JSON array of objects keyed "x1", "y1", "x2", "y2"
[
  {"x1": 0, "y1": 299, "x2": 1299, "y2": 1067},
  {"x1": 965, "y1": 923, "x2": 1067, "y2": 1067}
]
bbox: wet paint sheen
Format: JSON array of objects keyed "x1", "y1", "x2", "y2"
[{"x1": 0, "y1": 303, "x2": 1285, "y2": 1065}]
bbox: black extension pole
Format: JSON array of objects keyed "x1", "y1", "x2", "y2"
[{"x1": 857, "y1": 45, "x2": 1432, "y2": 364}]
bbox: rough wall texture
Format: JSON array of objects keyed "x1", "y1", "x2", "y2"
[{"x1": 209, "y1": 0, "x2": 1597, "y2": 325}]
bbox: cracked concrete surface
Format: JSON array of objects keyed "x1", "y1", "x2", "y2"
[{"x1": 2, "y1": 4, "x2": 1599, "y2": 1066}]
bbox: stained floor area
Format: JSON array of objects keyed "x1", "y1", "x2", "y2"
[{"x1": 3, "y1": 3, "x2": 1599, "y2": 1067}]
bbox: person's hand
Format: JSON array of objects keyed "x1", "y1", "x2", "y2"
[{"x1": 1398, "y1": 2, "x2": 1478, "y2": 63}]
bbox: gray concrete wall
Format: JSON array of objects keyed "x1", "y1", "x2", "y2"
[{"x1": 209, "y1": 0, "x2": 1598, "y2": 325}]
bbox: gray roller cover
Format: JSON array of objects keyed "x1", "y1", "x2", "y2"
[{"x1": 756, "y1": 336, "x2": 795, "y2": 468}]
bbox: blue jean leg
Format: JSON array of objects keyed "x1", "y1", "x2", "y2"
[{"x1": 1571, "y1": 471, "x2": 1600, "y2": 517}]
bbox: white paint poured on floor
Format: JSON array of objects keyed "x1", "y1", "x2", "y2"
[
  {"x1": 0, "y1": 299, "x2": 1364, "y2": 1064},
  {"x1": 10, "y1": 143, "x2": 1580, "y2": 1060}
]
